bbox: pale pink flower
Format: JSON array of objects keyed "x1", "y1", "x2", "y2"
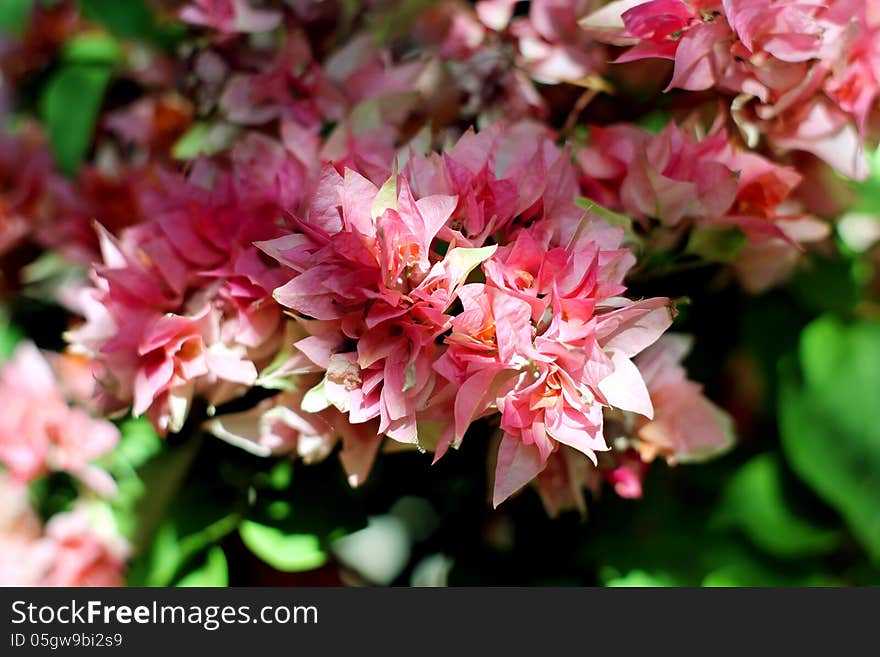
[
  {"x1": 534, "y1": 334, "x2": 734, "y2": 514},
  {"x1": 180, "y1": 0, "x2": 282, "y2": 34},
  {"x1": 0, "y1": 343, "x2": 119, "y2": 494},
  {"x1": 633, "y1": 334, "x2": 735, "y2": 463},
  {"x1": 41, "y1": 506, "x2": 130, "y2": 587},
  {"x1": 602, "y1": 449, "x2": 650, "y2": 499},
  {"x1": 405, "y1": 121, "x2": 582, "y2": 247},
  {"x1": 577, "y1": 120, "x2": 828, "y2": 246},
  {"x1": 507, "y1": 0, "x2": 606, "y2": 85},
  {"x1": 66, "y1": 144, "x2": 308, "y2": 432},
  {"x1": 0, "y1": 478, "x2": 128, "y2": 587},
  {"x1": 534, "y1": 446, "x2": 600, "y2": 517},
  {"x1": 488, "y1": 293, "x2": 673, "y2": 507},
  {"x1": 206, "y1": 385, "x2": 382, "y2": 487}
]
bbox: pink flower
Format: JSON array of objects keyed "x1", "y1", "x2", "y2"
[
  {"x1": 41, "y1": 506, "x2": 130, "y2": 587},
  {"x1": 622, "y1": 0, "x2": 695, "y2": 46},
  {"x1": 0, "y1": 476, "x2": 128, "y2": 587},
  {"x1": 508, "y1": 0, "x2": 607, "y2": 85},
  {"x1": 205, "y1": 385, "x2": 383, "y2": 487},
  {"x1": 0, "y1": 473, "x2": 55, "y2": 586},
  {"x1": 584, "y1": 0, "x2": 879, "y2": 178},
  {"x1": 219, "y1": 30, "x2": 328, "y2": 128},
  {"x1": 413, "y1": 4, "x2": 548, "y2": 123},
  {"x1": 66, "y1": 141, "x2": 309, "y2": 432},
  {"x1": 0, "y1": 343, "x2": 119, "y2": 494},
  {"x1": 405, "y1": 121, "x2": 582, "y2": 247},
  {"x1": 633, "y1": 334, "x2": 735, "y2": 463},
  {"x1": 534, "y1": 446, "x2": 600, "y2": 517},
  {"x1": 533, "y1": 334, "x2": 734, "y2": 514},
  {"x1": 602, "y1": 449, "x2": 650, "y2": 499},
  {"x1": 577, "y1": 120, "x2": 828, "y2": 245},
  {"x1": 180, "y1": 0, "x2": 282, "y2": 34},
  {"x1": 262, "y1": 163, "x2": 491, "y2": 446},
  {"x1": 488, "y1": 294, "x2": 673, "y2": 507}
]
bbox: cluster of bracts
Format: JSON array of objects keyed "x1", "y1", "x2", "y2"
[{"x1": 1, "y1": 0, "x2": 878, "y2": 583}]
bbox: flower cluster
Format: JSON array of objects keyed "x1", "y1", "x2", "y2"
[
  {"x1": 1, "y1": 0, "x2": 879, "y2": 569},
  {"x1": 0, "y1": 338, "x2": 128, "y2": 582},
  {"x1": 583, "y1": 0, "x2": 880, "y2": 179}
]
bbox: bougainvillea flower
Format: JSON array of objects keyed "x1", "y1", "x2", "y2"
[
  {"x1": 577, "y1": 120, "x2": 827, "y2": 245},
  {"x1": 434, "y1": 214, "x2": 673, "y2": 506},
  {"x1": 583, "y1": 0, "x2": 879, "y2": 179},
  {"x1": 41, "y1": 505, "x2": 130, "y2": 587},
  {"x1": 0, "y1": 342, "x2": 119, "y2": 494},
  {"x1": 180, "y1": 0, "x2": 282, "y2": 34},
  {"x1": 0, "y1": 484, "x2": 129, "y2": 587},
  {"x1": 633, "y1": 334, "x2": 735, "y2": 462},
  {"x1": 262, "y1": 163, "x2": 493, "y2": 446},
  {"x1": 0, "y1": 473, "x2": 55, "y2": 586}
]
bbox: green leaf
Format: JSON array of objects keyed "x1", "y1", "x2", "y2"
[
  {"x1": 267, "y1": 460, "x2": 293, "y2": 491},
  {"x1": 637, "y1": 111, "x2": 671, "y2": 135},
  {"x1": 789, "y1": 254, "x2": 865, "y2": 318},
  {"x1": 125, "y1": 435, "x2": 202, "y2": 559},
  {"x1": 115, "y1": 417, "x2": 163, "y2": 470},
  {"x1": 574, "y1": 197, "x2": 641, "y2": 251},
  {"x1": 300, "y1": 379, "x2": 331, "y2": 413},
  {"x1": 125, "y1": 440, "x2": 245, "y2": 587},
  {"x1": 714, "y1": 454, "x2": 840, "y2": 558},
  {"x1": 442, "y1": 245, "x2": 497, "y2": 290},
  {"x1": 98, "y1": 416, "x2": 163, "y2": 539},
  {"x1": 365, "y1": 0, "x2": 435, "y2": 44},
  {"x1": 29, "y1": 472, "x2": 78, "y2": 522},
  {"x1": 850, "y1": 146, "x2": 880, "y2": 215},
  {"x1": 0, "y1": 0, "x2": 31, "y2": 35},
  {"x1": 77, "y1": 0, "x2": 185, "y2": 49},
  {"x1": 0, "y1": 307, "x2": 23, "y2": 360},
  {"x1": 248, "y1": 456, "x2": 367, "y2": 539},
  {"x1": 61, "y1": 32, "x2": 123, "y2": 65},
  {"x1": 574, "y1": 196, "x2": 631, "y2": 227},
  {"x1": 131, "y1": 509, "x2": 240, "y2": 587},
  {"x1": 371, "y1": 162, "x2": 398, "y2": 220},
  {"x1": 239, "y1": 521, "x2": 327, "y2": 572},
  {"x1": 779, "y1": 316, "x2": 880, "y2": 560},
  {"x1": 171, "y1": 122, "x2": 238, "y2": 160},
  {"x1": 175, "y1": 547, "x2": 229, "y2": 587},
  {"x1": 254, "y1": 322, "x2": 305, "y2": 391},
  {"x1": 702, "y1": 561, "x2": 836, "y2": 587},
  {"x1": 40, "y1": 64, "x2": 111, "y2": 175},
  {"x1": 686, "y1": 226, "x2": 747, "y2": 263},
  {"x1": 602, "y1": 569, "x2": 677, "y2": 587}
]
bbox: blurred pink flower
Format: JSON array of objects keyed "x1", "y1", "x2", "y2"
[
  {"x1": 41, "y1": 507, "x2": 130, "y2": 587},
  {"x1": 634, "y1": 334, "x2": 735, "y2": 463},
  {"x1": 0, "y1": 343, "x2": 119, "y2": 494},
  {"x1": 0, "y1": 475, "x2": 128, "y2": 587},
  {"x1": 180, "y1": 0, "x2": 282, "y2": 34}
]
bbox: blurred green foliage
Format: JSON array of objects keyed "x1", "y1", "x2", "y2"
[
  {"x1": 39, "y1": 64, "x2": 111, "y2": 175},
  {"x1": 780, "y1": 317, "x2": 880, "y2": 561},
  {"x1": 77, "y1": 0, "x2": 185, "y2": 49},
  {"x1": 0, "y1": 0, "x2": 32, "y2": 36}
]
